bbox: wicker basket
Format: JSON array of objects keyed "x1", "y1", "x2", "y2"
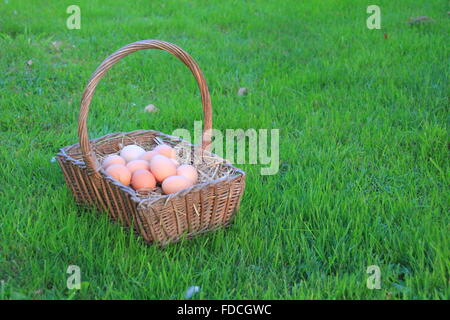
[{"x1": 56, "y1": 40, "x2": 246, "y2": 246}]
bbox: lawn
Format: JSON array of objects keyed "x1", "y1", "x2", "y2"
[{"x1": 0, "y1": 0, "x2": 448, "y2": 300}]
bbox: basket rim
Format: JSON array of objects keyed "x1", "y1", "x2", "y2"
[{"x1": 57, "y1": 129, "x2": 246, "y2": 205}]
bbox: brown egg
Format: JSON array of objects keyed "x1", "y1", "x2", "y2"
[
  {"x1": 176, "y1": 164, "x2": 198, "y2": 184},
  {"x1": 126, "y1": 160, "x2": 150, "y2": 174},
  {"x1": 139, "y1": 151, "x2": 158, "y2": 162},
  {"x1": 171, "y1": 158, "x2": 180, "y2": 167},
  {"x1": 149, "y1": 155, "x2": 177, "y2": 182},
  {"x1": 154, "y1": 144, "x2": 176, "y2": 159},
  {"x1": 131, "y1": 169, "x2": 156, "y2": 191},
  {"x1": 102, "y1": 155, "x2": 126, "y2": 169},
  {"x1": 105, "y1": 164, "x2": 131, "y2": 186},
  {"x1": 162, "y1": 176, "x2": 193, "y2": 194}
]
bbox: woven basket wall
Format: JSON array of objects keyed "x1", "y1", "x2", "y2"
[{"x1": 56, "y1": 40, "x2": 246, "y2": 246}]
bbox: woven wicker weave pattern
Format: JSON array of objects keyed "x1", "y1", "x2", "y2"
[{"x1": 57, "y1": 40, "x2": 246, "y2": 246}]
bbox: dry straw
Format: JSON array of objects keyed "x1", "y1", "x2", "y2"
[{"x1": 57, "y1": 40, "x2": 246, "y2": 246}]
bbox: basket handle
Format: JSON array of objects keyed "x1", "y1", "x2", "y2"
[{"x1": 77, "y1": 40, "x2": 212, "y2": 177}]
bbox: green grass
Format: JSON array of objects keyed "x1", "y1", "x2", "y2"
[{"x1": 0, "y1": 0, "x2": 448, "y2": 300}]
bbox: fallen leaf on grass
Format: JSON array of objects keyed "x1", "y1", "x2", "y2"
[
  {"x1": 237, "y1": 87, "x2": 248, "y2": 96},
  {"x1": 407, "y1": 16, "x2": 434, "y2": 25},
  {"x1": 144, "y1": 104, "x2": 158, "y2": 113}
]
